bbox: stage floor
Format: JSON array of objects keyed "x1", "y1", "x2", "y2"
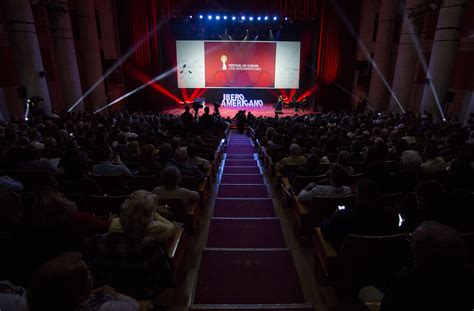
[{"x1": 161, "y1": 104, "x2": 316, "y2": 118}]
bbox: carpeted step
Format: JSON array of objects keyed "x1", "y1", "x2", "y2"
[
  {"x1": 223, "y1": 167, "x2": 261, "y2": 174},
  {"x1": 226, "y1": 146, "x2": 255, "y2": 154},
  {"x1": 218, "y1": 184, "x2": 269, "y2": 198},
  {"x1": 225, "y1": 160, "x2": 258, "y2": 167},
  {"x1": 213, "y1": 198, "x2": 275, "y2": 217},
  {"x1": 226, "y1": 154, "x2": 255, "y2": 160},
  {"x1": 221, "y1": 174, "x2": 264, "y2": 184},
  {"x1": 207, "y1": 218, "x2": 286, "y2": 248},
  {"x1": 194, "y1": 249, "x2": 305, "y2": 304}
]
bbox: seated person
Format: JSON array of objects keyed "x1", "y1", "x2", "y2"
[
  {"x1": 0, "y1": 191, "x2": 23, "y2": 232},
  {"x1": 61, "y1": 144, "x2": 101, "y2": 195},
  {"x1": 380, "y1": 221, "x2": 474, "y2": 311},
  {"x1": 321, "y1": 179, "x2": 399, "y2": 249},
  {"x1": 335, "y1": 151, "x2": 355, "y2": 175},
  {"x1": 0, "y1": 252, "x2": 139, "y2": 311},
  {"x1": 421, "y1": 143, "x2": 446, "y2": 174},
  {"x1": 186, "y1": 144, "x2": 211, "y2": 173},
  {"x1": 0, "y1": 175, "x2": 24, "y2": 194},
  {"x1": 157, "y1": 143, "x2": 177, "y2": 167},
  {"x1": 153, "y1": 166, "x2": 200, "y2": 207},
  {"x1": 275, "y1": 143, "x2": 307, "y2": 175},
  {"x1": 91, "y1": 146, "x2": 132, "y2": 176},
  {"x1": 12, "y1": 190, "x2": 110, "y2": 284},
  {"x1": 109, "y1": 190, "x2": 175, "y2": 243},
  {"x1": 137, "y1": 144, "x2": 161, "y2": 176},
  {"x1": 294, "y1": 153, "x2": 324, "y2": 176},
  {"x1": 173, "y1": 147, "x2": 205, "y2": 181},
  {"x1": 18, "y1": 145, "x2": 60, "y2": 175},
  {"x1": 298, "y1": 164, "x2": 352, "y2": 204}
]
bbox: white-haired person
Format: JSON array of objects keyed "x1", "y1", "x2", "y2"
[
  {"x1": 275, "y1": 143, "x2": 307, "y2": 175},
  {"x1": 108, "y1": 190, "x2": 175, "y2": 242},
  {"x1": 153, "y1": 166, "x2": 200, "y2": 207}
]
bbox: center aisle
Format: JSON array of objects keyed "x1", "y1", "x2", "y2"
[{"x1": 192, "y1": 131, "x2": 312, "y2": 310}]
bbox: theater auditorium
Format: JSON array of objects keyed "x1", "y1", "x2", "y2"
[{"x1": 0, "y1": 0, "x2": 473, "y2": 310}]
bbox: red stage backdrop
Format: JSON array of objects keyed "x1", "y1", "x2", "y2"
[{"x1": 204, "y1": 42, "x2": 276, "y2": 88}]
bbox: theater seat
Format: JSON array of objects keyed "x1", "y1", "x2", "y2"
[
  {"x1": 84, "y1": 194, "x2": 128, "y2": 216},
  {"x1": 313, "y1": 228, "x2": 413, "y2": 300},
  {"x1": 83, "y1": 232, "x2": 175, "y2": 299},
  {"x1": 158, "y1": 198, "x2": 199, "y2": 235},
  {"x1": 90, "y1": 174, "x2": 127, "y2": 195}
]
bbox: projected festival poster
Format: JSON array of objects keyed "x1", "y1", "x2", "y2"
[{"x1": 176, "y1": 40, "x2": 300, "y2": 89}]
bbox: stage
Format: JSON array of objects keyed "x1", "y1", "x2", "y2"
[{"x1": 161, "y1": 103, "x2": 316, "y2": 118}]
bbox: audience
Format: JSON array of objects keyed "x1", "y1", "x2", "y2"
[
  {"x1": 108, "y1": 190, "x2": 175, "y2": 242},
  {"x1": 276, "y1": 143, "x2": 307, "y2": 174},
  {"x1": 186, "y1": 143, "x2": 211, "y2": 173},
  {"x1": 298, "y1": 164, "x2": 352, "y2": 204},
  {"x1": 380, "y1": 221, "x2": 474, "y2": 311},
  {"x1": 91, "y1": 146, "x2": 132, "y2": 176},
  {"x1": 153, "y1": 166, "x2": 200, "y2": 207},
  {"x1": 0, "y1": 252, "x2": 139, "y2": 311},
  {"x1": 0, "y1": 107, "x2": 472, "y2": 308}
]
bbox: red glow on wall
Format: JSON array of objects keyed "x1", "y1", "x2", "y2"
[
  {"x1": 129, "y1": 68, "x2": 182, "y2": 103},
  {"x1": 297, "y1": 83, "x2": 320, "y2": 101}
]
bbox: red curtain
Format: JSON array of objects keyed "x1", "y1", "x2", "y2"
[
  {"x1": 316, "y1": 0, "x2": 340, "y2": 85},
  {"x1": 131, "y1": 0, "x2": 160, "y2": 70}
]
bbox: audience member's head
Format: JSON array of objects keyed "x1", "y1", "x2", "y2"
[
  {"x1": 401, "y1": 150, "x2": 422, "y2": 168},
  {"x1": 289, "y1": 143, "x2": 302, "y2": 156},
  {"x1": 28, "y1": 252, "x2": 93, "y2": 311},
  {"x1": 160, "y1": 166, "x2": 181, "y2": 189},
  {"x1": 411, "y1": 221, "x2": 466, "y2": 271},
  {"x1": 306, "y1": 153, "x2": 321, "y2": 171},
  {"x1": 355, "y1": 179, "x2": 380, "y2": 209},
  {"x1": 329, "y1": 164, "x2": 349, "y2": 187},
  {"x1": 415, "y1": 180, "x2": 443, "y2": 209},
  {"x1": 337, "y1": 151, "x2": 351, "y2": 167},
  {"x1": 119, "y1": 190, "x2": 157, "y2": 236},
  {"x1": 158, "y1": 143, "x2": 173, "y2": 160},
  {"x1": 0, "y1": 191, "x2": 23, "y2": 228},
  {"x1": 96, "y1": 145, "x2": 113, "y2": 162},
  {"x1": 175, "y1": 147, "x2": 188, "y2": 163},
  {"x1": 29, "y1": 190, "x2": 77, "y2": 228},
  {"x1": 186, "y1": 144, "x2": 198, "y2": 158}
]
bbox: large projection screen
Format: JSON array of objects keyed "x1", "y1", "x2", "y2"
[{"x1": 176, "y1": 40, "x2": 300, "y2": 89}]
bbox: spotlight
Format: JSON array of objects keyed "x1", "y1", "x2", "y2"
[
  {"x1": 257, "y1": 16, "x2": 261, "y2": 21},
  {"x1": 264, "y1": 16, "x2": 269, "y2": 21},
  {"x1": 232, "y1": 16, "x2": 236, "y2": 21},
  {"x1": 284, "y1": 17, "x2": 288, "y2": 21},
  {"x1": 223, "y1": 15, "x2": 228, "y2": 20},
  {"x1": 249, "y1": 16, "x2": 253, "y2": 21},
  {"x1": 199, "y1": 15, "x2": 203, "y2": 19},
  {"x1": 208, "y1": 15, "x2": 212, "y2": 20},
  {"x1": 189, "y1": 15, "x2": 193, "y2": 19},
  {"x1": 216, "y1": 15, "x2": 220, "y2": 20},
  {"x1": 241, "y1": 16, "x2": 246, "y2": 20},
  {"x1": 273, "y1": 16, "x2": 277, "y2": 20}
]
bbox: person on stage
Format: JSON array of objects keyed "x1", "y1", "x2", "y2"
[
  {"x1": 181, "y1": 105, "x2": 194, "y2": 128},
  {"x1": 301, "y1": 96, "x2": 307, "y2": 112},
  {"x1": 275, "y1": 95, "x2": 285, "y2": 114},
  {"x1": 292, "y1": 95, "x2": 298, "y2": 112}
]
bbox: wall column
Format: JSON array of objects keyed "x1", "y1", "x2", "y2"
[
  {"x1": 390, "y1": 0, "x2": 424, "y2": 113},
  {"x1": 368, "y1": 0, "x2": 399, "y2": 111},
  {"x1": 420, "y1": 0, "x2": 467, "y2": 117},
  {"x1": 4, "y1": 0, "x2": 52, "y2": 114},
  {"x1": 74, "y1": 0, "x2": 106, "y2": 111},
  {"x1": 50, "y1": 0, "x2": 84, "y2": 111}
]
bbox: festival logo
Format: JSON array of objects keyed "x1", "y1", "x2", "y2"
[
  {"x1": 220, "y1": 55, "x2": 228, "y2": 70},
  {"x1": 221, "y1": 94, "x2": 264, "y2": 107}
]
